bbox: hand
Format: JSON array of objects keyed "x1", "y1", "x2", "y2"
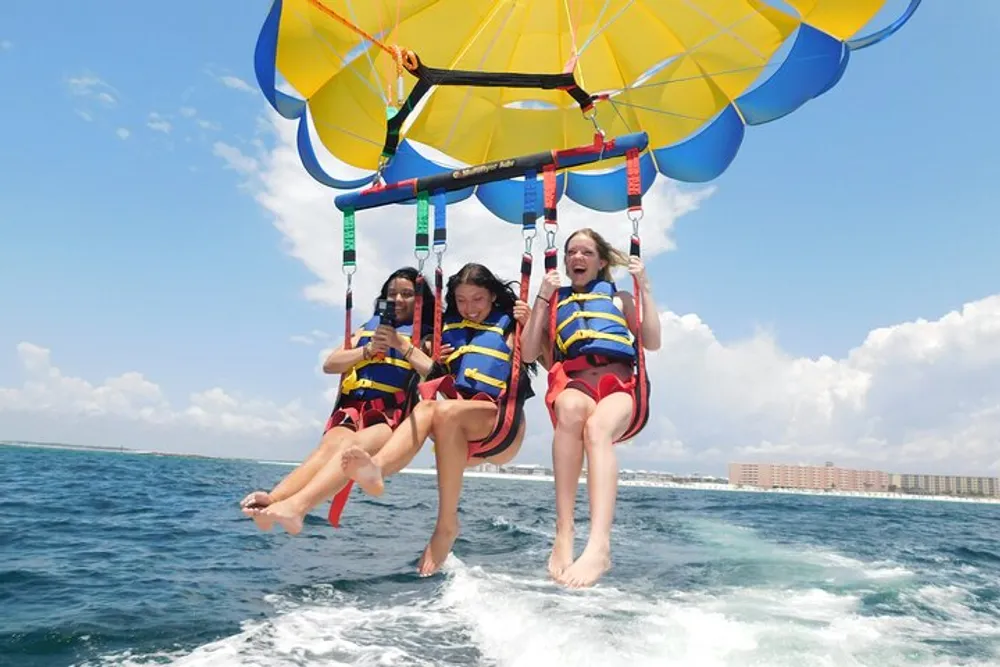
[
  {"x1": 437, "y1": 343, "x2": 455, "y2": 361},
  {"x1": 628, "y1": 256, "x2": 649, "y2": 288},
  {"x1": 513, "y1": 299, "x2": 530, "y2": 325},
  {"x1": 537, "y1": 270, "x2": 561, "y2": 300},
  {"x1": 387, "y1": 326, "x2": 412, "y2": 352},
  {"x1": 371, "y1": 325, "x2": 393, "y2": 355}
]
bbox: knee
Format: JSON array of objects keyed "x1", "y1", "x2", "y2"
[
  {"x1": 431, "y1": 400, "x2": 457, "y2": 428},
  {"x1": 554, "y1": 396, "x2": 591, "y2": 433},
  {"x1": 583, "y1": 419, "x2": 610, "y2": 452},
  {"x1": 415, "y1": 400, "x2": 437, "y2": 421},
  {"x1": 319, "y1": 431, "x2": 348, "y2": 455}
]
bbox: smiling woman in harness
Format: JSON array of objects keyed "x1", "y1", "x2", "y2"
[
  {"x1": 521, "y1": 227, "x2": 662, "y2": 588},
  {"x1": 341, "y1": 262, "x2": 535, "y2": 576},
  {"x1": 239, "y1": 266, "x2": 437, "y2": 534}
]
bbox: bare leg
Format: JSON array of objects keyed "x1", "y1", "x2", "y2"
[
  {"x1": 241, "y1": 423, "x2": 357, "y2": 530},
  {"x1": 342, "y1": 401, "x2": 437, "y2": 496},
  {"x1": 548, "y1": 390, "x2": 595, "y2": 579},
  {"x1": 262, "y1": 423, "x2": 393, "y2": 534},
  {"x1": 418, "y1": 401, "x2": 499, "y2": 576},
  {"x1": 558, "y1": 392, "x2": 633, "y2": 588}
]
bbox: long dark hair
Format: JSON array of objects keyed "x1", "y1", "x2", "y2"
[
  {"x1": 445, "y1": 263, "x2": 536, "y2": 376},
  {"x1": 374, "y1": 266, "x2": 436, "y2": 337},
  {"x1": 444, "y1": 263, "x2": 518, "y2": 320}
]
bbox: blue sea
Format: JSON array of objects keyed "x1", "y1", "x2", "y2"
[{"x1": 5, "y1": 445, "x2": 1000, "y2": 666}]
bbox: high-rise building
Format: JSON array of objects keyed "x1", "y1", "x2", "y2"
[
  {"x1": 728, "y1": 462, "x2": 889, "y2": 492},
  {"x1": 889, "y1": 473, "x2": 1000, "y2": 497}
]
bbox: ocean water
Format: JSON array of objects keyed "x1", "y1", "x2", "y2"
[{"x1": 4, "y1": 445, "x2": 1000, "y2": 666}]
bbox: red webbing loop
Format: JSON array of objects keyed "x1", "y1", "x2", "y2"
[
  {"x1": 543, "y1": 166, "x2": 558, "y2": 224},
  {"x1": 626, "y1": 148, "x2": 642, "y2": 213}
]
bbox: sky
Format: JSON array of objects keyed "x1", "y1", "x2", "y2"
[{"x1": 1, "y1": 1, "x2": 998, "y2": 477}]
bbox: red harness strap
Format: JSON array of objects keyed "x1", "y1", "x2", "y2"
[
  {"x1": 619, "y1": 148, "x2": 651, "y2": 441},
  {"x1": 329, "y1": 480, "x2": 352, "y2": 528}
]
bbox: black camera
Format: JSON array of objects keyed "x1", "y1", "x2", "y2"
[{"x1": 376, "y1": 298, "x2": 397, "y2": 326}]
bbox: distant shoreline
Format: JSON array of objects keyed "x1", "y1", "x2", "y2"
[
  {"x1": 398, "y1": 468, "x2": 1000, "y2": 506},
  {"x1": 5, "y1": 440, "x2": 1000, "y2": 507}
]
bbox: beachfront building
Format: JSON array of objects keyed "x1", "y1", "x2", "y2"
[
  {"x1": 621, "y1": 469, "x2": 676, "y2": 483},
  {"x1": 889, "y1": 473, "x2": 1000, "y2": 497},
  {"x1": 469, "y1": 462, "x2": 503, "y2": 473},
  {"x1": 503, "y1": 463, "x2": 553, "y2": 477},
  {"x1": 728, "y1": 461, "x2": 890, "y2": 492}
]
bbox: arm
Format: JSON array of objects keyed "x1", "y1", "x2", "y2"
[
  {"x1": 509, "y1": 298, "x2": 540, "y2": 365},
  {"x1": 520, "y1": 271, "x2": 560, "y2": 363},
  {"x1": 621, "y1": 257, "x2": 661, "y2": 351},
  {"x1": 519, "y1": 298, "x2": 548, "y2": 363},
  {"x1": 322, "y1": 330, "x2": 370, "y2": 374},
  {"x1": 637, "y1": 280, "x2": 661, "y2": 351},
  {"x1": 385, "y1": 327, "x2": 437, "y2": 377}
]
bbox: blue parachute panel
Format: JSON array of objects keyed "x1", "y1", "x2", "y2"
[
  {"x1": 735, "y1": 24, "x2": 846, "y2": 126},
  {"x1": 653, "y1": 104, "x2": 745, "y2": 183}
]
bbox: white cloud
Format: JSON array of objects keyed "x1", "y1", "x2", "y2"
[
  {"x1": 290, "y1": 330, "x2": 334, "y2": 346},
  {"x1": 66, "y1": 73, "x2": 119, "y2": 106},
  {"x1": 116, "y1": 128, "x2": 130, "y2": 140},
  {"x1": 5, "y1": 296, "x2": 998, "y2": 475},
  {"x1": 147, "y1": 112, "x2": 172, "y2": 134},
  {"x1": 176, "y1": 106, "x2": 220, "y2": 131},
  {"x1": 219, "y1": 75, "x2": 255, "y2": 93},
  {"x1": 213, "y1": 141, "x2": 259, "y2": 178},
  {"x1": 1, "y1": 40, "x2": 12, "y2": 51},
  {"x1": 485, "y1": 294, "x2": 1000, "y2": 477},
  {"x1": 0, "y1": 342, "x2": 323, "y2": 459},
  {"x1": 657, "y1": 296, "x2": 1000, "y2": 473}
]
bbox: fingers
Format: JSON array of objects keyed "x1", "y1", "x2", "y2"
[
  {"x1": 371, "y1": 334, "x2": 390, "y2": 353},
  {"x1": 539, "y1": 270, "x2": 561, "y2": 298}
]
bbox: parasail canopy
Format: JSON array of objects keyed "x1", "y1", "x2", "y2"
[{"x1": 254, "y1": 0, "x2": 921, "y2": 221}]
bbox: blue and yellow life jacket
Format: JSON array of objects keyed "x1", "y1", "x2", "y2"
[
  {"x1": 554, "y1": 279, "x2": 636, "y2": 363},
  {"x1": 340, "y1": 315, "x2": 417, "y2": 402},
  {"x1": 440, "y1": 309, "x2": 514, "y2": 400}
]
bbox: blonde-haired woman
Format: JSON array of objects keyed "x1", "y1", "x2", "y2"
[{"x1": 521, "y1": 228, "x2": 661, "y2": 588}]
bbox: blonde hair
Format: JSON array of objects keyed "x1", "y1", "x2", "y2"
[{"x1": 564, "y1": 228, "x2": 629, "y2": 282}]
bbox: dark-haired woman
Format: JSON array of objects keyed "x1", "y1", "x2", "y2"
[
  {"x1": 240, "y1": 266, "x2": 438, "y2": 534},
  {"x1": 341, "y1": 262, "x2": 534, "y2": 575}
]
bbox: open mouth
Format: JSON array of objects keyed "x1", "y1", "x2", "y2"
[{"x1": 570, "y1": 266, "x2": 588, "y2": 277}]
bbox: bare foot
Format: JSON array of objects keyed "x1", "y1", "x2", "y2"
[
  {"x1": 548, "y1": 528, "x2": 575, "y2": 579},
  {"x1": 558, "y1": 542, "x2": 611, "y2": 588},
  {"x1": 417, "y1": 522, "x2": 459, "y2": 576},
  {"x1": 260, "y1": 499, "x2": 306, "y2": 535},
  {"x1": 240, "y1": 491, "x2": 275, "y2": 531},
  {"x1": 341, "y1": 447, "x2": 385, "y2": 496}
]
